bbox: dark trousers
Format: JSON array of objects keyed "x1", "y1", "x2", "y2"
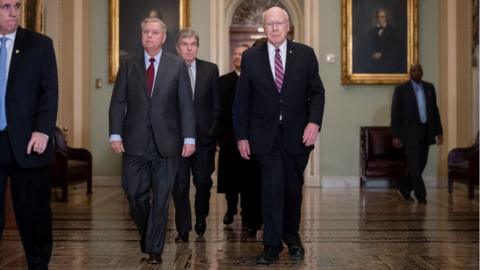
[
  {"x1": 172, "y1": 144, "x2": 216, "y2": 234},
  {"x1": 0, "y1": 130, "x2": 52, "y2": 270},
  {"x1": 122, "y1": 131, "x2": 178, "y2": 254},
  {"x1": 225, "y1": 191, "x2": 245, "y2": 217},
  {"x1": 400, "y1": 125, "x2": 430, "y2": 200},
  {"x1": 255, "y1": 128, "x2": 309, "y2": 250}
]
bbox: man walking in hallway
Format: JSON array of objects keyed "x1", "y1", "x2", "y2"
[
  {"x1": 391, "y1": 63, "x2": 443, "y2": 204},
  {"x1": 172, "y1": 28, "x2": 221, "y2": 241},
  {"x1": 109, "y1": 17, "x2": 195, "y2": 264},
  {"x1": 0, "y1": 0, "x2": 58, "y2": 268},
  {"x1": 234, "y1": 6, "x2": 325, "y2": 265}
]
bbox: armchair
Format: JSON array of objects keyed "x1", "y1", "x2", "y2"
[
  {"x1": 448, "y1": 134, "x2": 479, "y2": 199},
  {"x1": 51, "y1": 127, "x2": 92, "y2": 201},
  {"x1": 360, "y1": 126, "x2": 407, "y2": 187}
]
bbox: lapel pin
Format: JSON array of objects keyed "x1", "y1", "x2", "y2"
[
  {"x1": 15, "y1": 49, "x2": 19, "y2": 54},
  {"x1": 289, "y1": 50, "x2": 292, "y2": 54}
]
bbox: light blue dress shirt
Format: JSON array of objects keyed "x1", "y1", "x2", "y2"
[{"x1": 411, "y1": 80, "x2": 427, "y2": 124}]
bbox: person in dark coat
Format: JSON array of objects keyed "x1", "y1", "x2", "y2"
[
  {"x1": 391, "y1": 64, "x2": 443, "y2": 204},
  {"x1": 217, "y1": 44, "x2": 262, "y2": 234}
]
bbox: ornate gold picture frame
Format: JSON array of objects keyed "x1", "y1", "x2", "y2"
[
  {"x1": 20, "y1": 0, "x2": 44, "y2": 33},
  {"x1": 341, "y1": 0, "x2": 418, "y2": 84},
  {"x1": 109, "y1": 0, "x2": 190, "y2": 83}
]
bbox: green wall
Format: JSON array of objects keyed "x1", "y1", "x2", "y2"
[{"x1": 90, "y1": 0, "x2": 440, "y2": 178}]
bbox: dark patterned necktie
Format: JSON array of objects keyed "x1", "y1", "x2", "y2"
[{"x1": 146, "y1": 58, "x2": 155, "y2": 97}]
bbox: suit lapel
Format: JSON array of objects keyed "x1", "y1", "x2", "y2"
[
  {"x1": 133, "y1": 53, "x2": 147, "y2": 94},
  {"x1": 259, "y1": 43, "x2": 277, "y2": 92},
  {"x1": 281, "y1": 41, "x2": 296, "y2": 94},
  {"x1": 193, "y1": 59, "x2": 202, "y2": 101},
  {"x1": 152, "y1": 51, "x2": 170, "y2": 97},
  {"x1": 7, "y1": 27, "x2": 27, "y2": 87}
]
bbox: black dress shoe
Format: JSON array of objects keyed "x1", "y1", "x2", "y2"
[
  {"x1": 195, "y1": 220, "x2": 206, "y2": 236},
  {"x1": 175, "y1": 232, "x2": 189, "y2": 242},
  {"x1": 223, "y1": 213, "x2": 234, "y2": 225},
  {"x1": 288, "y1": 244, "x2": 305, "y2": 258},
  {"x1": 417, "y1": 199, "x2": 427, "y2": 205},
  {"x1": 397, "y1": 189, "x2": 414, "y2": 202},
  {"x1": 255, "y1": 248, "x2": 280, "y2": 265},
  {"x1": 147, "y1": 253, "x2": 162, "y2": 264}
]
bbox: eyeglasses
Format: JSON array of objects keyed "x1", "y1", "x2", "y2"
[{"x1": 264, "y1": 21, "x2": 287, "y2": 28}]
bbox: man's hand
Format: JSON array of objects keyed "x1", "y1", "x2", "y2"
[
  {"x1": 436, "y1": 135, "x2": 444, "y2": 146},
  {"x1": 392, "y1": 137, "x2": 402, "y2": 149},
  {"x1": 182, "y1": 144, "x2": 195, "y2": 157},
  {"x1": 110, "y1": 140, "x2": 125, "y2": 154},
  {"x1": 302, "y1": 123, "x2": 320, "y2": 147},
  {"x1": 237, "y1": 140, "x2": 251, "y2": 160},
  {"x1": 26, "y1": 132, "x2": 49, "y2": 155}
]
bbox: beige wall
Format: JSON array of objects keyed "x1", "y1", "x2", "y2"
[{"x1": 89, "y1": 0, "x2": 460, "y2": 179}]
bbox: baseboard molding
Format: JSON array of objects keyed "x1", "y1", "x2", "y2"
[
  {"x1": 320, "y1": 176, "x2": 442, "y2": 188},
  {"x1": 93, "y1": 175, "x2": 444, "y2": 188},
  {"x1": 93, "y1": 176, "x2": 121, "y2": 186}
]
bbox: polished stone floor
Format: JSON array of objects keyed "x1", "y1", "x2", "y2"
[{"x1": 0, "y1": 180, "x2": 478, "y2": 269}]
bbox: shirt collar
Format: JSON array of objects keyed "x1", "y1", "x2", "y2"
[
  {"x1": 1, "y1": 30, "x2": 17, "y2": 43},
  {"x1": 144, "y1": 49, "x2": 162, "y2": 64},
  {"x1": 267, "y1": 40, "x2": 287, "y2": 54},
  {"x1": 410, "y1": 80, "x2": 422, "y2": 89},
  {"x1": 187, "y1": 59, "x2": 196, "y2": 69}
]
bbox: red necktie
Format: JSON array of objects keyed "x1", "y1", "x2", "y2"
[
  {"x1": 274, "y1": 48, "x2": 284, "y2": 92},
  {"x1": 146, "y1": 58, "x2": 155, "y2": 97}
]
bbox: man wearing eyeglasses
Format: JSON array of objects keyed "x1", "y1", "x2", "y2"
[{"x1": 233, "y1": 6, "x2": 325, "y2": 265}]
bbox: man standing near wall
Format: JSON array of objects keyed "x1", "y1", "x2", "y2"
[{"x1": 109, "y1": 17, "x2": 195, "y2": 264}]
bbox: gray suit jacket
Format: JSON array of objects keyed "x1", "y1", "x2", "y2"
[{"x1": 109, "y1": 50, "x2": 196, "y2": 157}]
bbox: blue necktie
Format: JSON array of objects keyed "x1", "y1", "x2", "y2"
[
  {"x1": 414, "y1": 84, "x2": 427, "y2": 124},
  {"x1": 0, "y1": 37, "x2": 8, "y2": 130}
]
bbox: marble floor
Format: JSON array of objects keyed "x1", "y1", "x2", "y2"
[{"x1": 0, "y1": 180, "x2": 478, "y2": 269}]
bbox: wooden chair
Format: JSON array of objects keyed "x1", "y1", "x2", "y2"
[
  {"x1": 51, "y1": 127, "x2": 92, "y2": 201},
  {"x1": 448, "y1": 133, "x2": 479, "y2": 199},
  {"x1": 360, "y1": 126, "x2": 407, "y2": 187}
]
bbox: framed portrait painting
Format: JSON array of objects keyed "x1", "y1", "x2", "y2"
[
  {"x1": 341, "y1": 0, "x2": 418, "y2": 84},
  {"x1": 109, "y1": 0, "x2": 190, "y2": 83}
]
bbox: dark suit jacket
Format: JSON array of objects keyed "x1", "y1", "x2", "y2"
[
  {"x1": 391, "y1": 80, "x2": 443, "y2": 146},
  {"x1": 109, "y1": 50, "x2": 196, "y2": 157},
  {"x1": 3, "y1": 27, "x2": 58, "y2": 168},
  {"x1": 233, "y1": 40, "x2": 325, "y2": 155},
  {"x1": 192, "y1": 59, "x2": 220, "y2": 146}
]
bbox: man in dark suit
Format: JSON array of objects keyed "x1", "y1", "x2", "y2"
[
  {"x1": 0, "y1": 0, "x2": 58, "y2": 268},
  {"x1": 217, "y1": 44, "x2": 262, "y2": 234},
  {"x1": 109, "y1": 17, "x2": 195, "y2": 264},
  {"x1": 391, "y1": 64, "x2": 443, "y2": 204},
  {"x1": 234, "y1": 7, "x2": 325, "y2": 264},
  {"x1": 172, "y1": 28, "x2": 220, "y2": 241}
]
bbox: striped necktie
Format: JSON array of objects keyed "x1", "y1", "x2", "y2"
[{"x1": 274, "y1": 48, "x2": 284, "y2": 92}]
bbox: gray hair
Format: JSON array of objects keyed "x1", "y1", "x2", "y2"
[
  {"x1": 176, "y1": 28, "x2": 200, "y2": 46},
  {"x1": 262, "y1": 6, "x2": 290, "y2": 24},
  {"x1": 141, "y1": 17, "x2": 167, "y2": 34}
]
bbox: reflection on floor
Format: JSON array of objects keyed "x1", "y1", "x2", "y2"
[{"x1": 0, "y1": 180, "x2": 478, "y2": 269}]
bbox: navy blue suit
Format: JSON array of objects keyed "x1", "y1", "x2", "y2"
[
  {"x1": 0, "y1": 27, "x2": 58, "y2": 269},
  {"x1": 234, "y1": 40, "x2": 325, "y2": 250}
]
